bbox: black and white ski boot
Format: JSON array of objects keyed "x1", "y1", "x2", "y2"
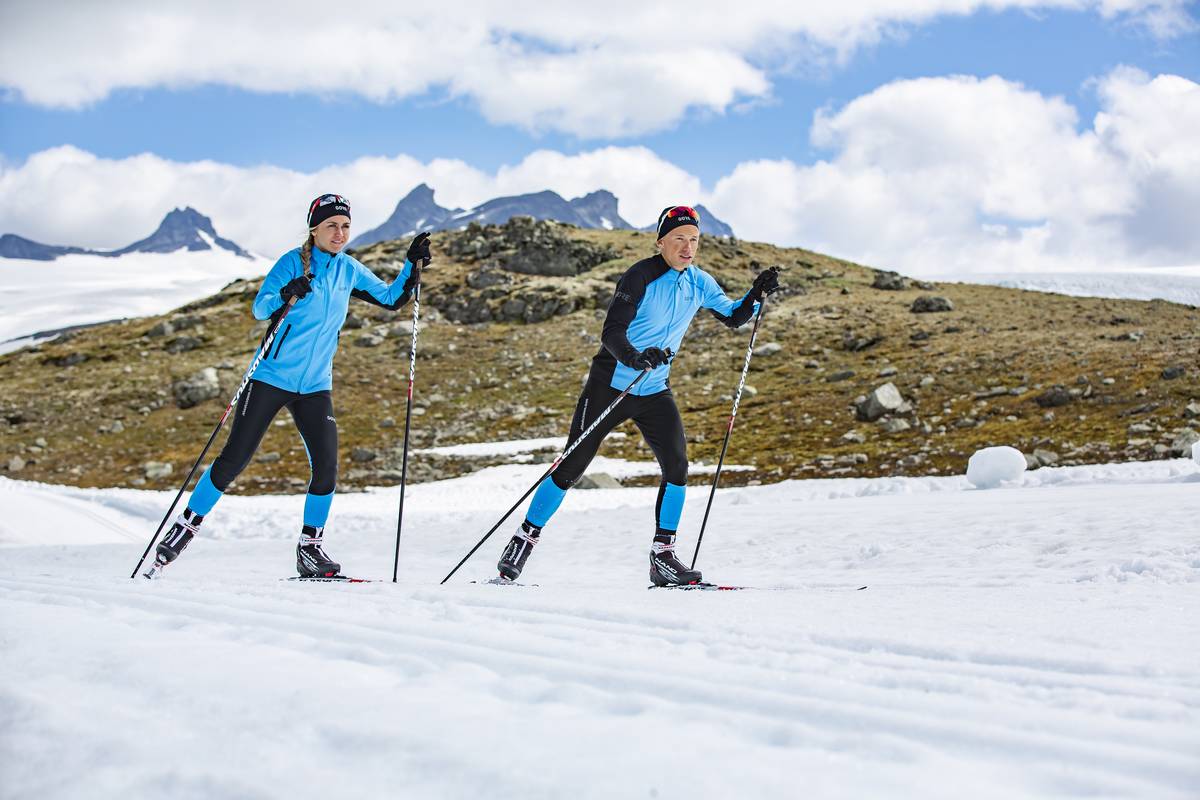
[
  {"x1": 649, "y1": 530, "x2": 702, "y2": 587},
  {"x1": 497, "y1": 521, "x2": 540, "y2": 581},
  {"x1": 296, "y1": 525, "x2": 342, "y2": 578},
  {"x1": 143, "y1": 508, "x2": 203, "y2": 579}
]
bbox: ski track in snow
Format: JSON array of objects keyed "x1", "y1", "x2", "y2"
[{"x1": 1, "y1": 460, "x2": 1198, "y2": 799}]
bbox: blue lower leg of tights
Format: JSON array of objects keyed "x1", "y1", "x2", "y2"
[{"x1": 525, "y1": 475, "x2": 567, "y2": 528}]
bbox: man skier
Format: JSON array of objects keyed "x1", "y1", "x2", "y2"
[{"x1": 495, "y1": 205, "x2": 780, "y2": 586}]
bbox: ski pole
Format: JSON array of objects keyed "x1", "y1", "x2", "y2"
[
  {"x1": 392, "y1": 262, "x2": 425, "y2": 583},
  {"x1": 690, "y1": 296, "x2": 768, "y2": 570},
  {"x1": 439, "y1": 361, "x2": 661, "y2": 585},
  {"x1": 129, "y1": 291, "x2": 303, "y2": 579}
]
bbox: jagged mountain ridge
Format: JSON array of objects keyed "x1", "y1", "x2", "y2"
[
  {"x1": 0, "y1": 235, "x2": 92, "y2": 261},
  {"x1": 0, "y1": 207, "x2": 252, "y2": 261},
  {"x1": 350, "y1": 185, "x2": 733, "y2": 249}
]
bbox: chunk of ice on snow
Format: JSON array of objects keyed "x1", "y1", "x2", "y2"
[
  {"x1": 1193, "y1": 440, "x2": 1200, "y2": 467},
  {"x1": 966, "y1": 446, "x2": 1027, "y2": 489}
]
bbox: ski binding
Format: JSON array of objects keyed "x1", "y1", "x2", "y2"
[
  {"x1": 472, "y1": 576, "x2": 537, "y2": 587},
  {"x1": 286, "y1": 574, "x2": 374, "y2": 583},
  {"x1": 650, "y1": 581, "x2": 746, "y2": 591}
]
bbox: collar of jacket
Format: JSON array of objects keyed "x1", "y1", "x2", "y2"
[
  {"x1": 656, "y1": 253, "x2": 692, "y2": 277},
  {"x1": 310, "y1": 247, "x2": 339, "y2": 271}
]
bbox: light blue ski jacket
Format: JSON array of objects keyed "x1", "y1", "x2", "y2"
[
  {"x1": 598, "y1": 255, "x2": 758, "y2": 396},
  {"x1": 251, "y1": 247, "x2": 414, "y2": 394}
]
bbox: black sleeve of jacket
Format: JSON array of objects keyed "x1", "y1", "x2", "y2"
[
  {"x1": 708, "y1": 291, "x2": 757, "y2": 329},
  {"x1": 350, "y1": 287, "x2": 412, "y2": 311},
  {"x1": 601, "y1": 270, "x2": 651, "y2": 368}
]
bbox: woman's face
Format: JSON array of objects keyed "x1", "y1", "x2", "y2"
[{"x1": 313, "y1": 215, "x2": 351, "y2": 253}]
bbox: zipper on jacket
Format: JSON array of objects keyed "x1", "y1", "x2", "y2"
[{"x1": 271, "y1": 323, "x2": 292, "y2": 360}]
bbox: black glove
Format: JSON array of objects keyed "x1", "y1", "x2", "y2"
[
  {"x1": 633, "y1": 347, "x2": 672, "y2": 370},
  {"x1": 280, "y1": 275, "x2": 312, "y2": 303},
  {"x1": 406, "y1": 231, "x2": 432, "y2": 268},
  {"x1": 402, "y1": 261, "x2": 421, "y2": 294},
  {"x1": 751, "y1": 266, "x2": 781, "y2": 299}
]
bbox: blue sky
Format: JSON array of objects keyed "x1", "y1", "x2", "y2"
[{"x1": 1, "y1": 2, "x2": 1197, "y2": 274}]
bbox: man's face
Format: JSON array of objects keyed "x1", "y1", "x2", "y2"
[
  {"x1": 313, "y1": 216, "x2": 351, "y2": 254},
  {"x1": 657, "y1": 225, "x2": 700, "y2": 270}
]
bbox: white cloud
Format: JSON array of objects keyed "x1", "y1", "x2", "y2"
[
  {"x1": 711, "y1": 68, "x2": 1200, "y2": 275},
  {"x1": 2, "y1": 70, "x2": 1195, "y2": 275},
  {"x1": 0, "y1": 1, "x2": 1193, "y2": 137},
  {"x1": 0, "y1": 145, "x2": 698, "y2": 255}
]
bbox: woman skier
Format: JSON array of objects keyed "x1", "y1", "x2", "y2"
[
  {"x1": 145, "y1": 194, "x2": 431, "y2": 579},
  {"x1": 495, "y1": 205, "x2": 780, "y2": 586}
]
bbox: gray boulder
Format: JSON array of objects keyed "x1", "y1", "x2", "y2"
[
  {"x1": 172, "y1": 368, "x2": 221, "y2": 408},
  {"x1": 1031, "y1": 448, "x2": 1060, "y2": 467},
  {"x1": 1171, "y1": 430, "x2": 1199, "y2": 457},
  {"x1": 49, "y1": 352, "x2": 88, "y2": 367},
  {"x1": 143, "y1": 461, "x2": 173, "y2": 479},
  {"x1": 575, "y1": 473, "x2": 622, "y2": 489},
  {"x1": 355, "y1": 333, "x2": 384, "y2": 347},
  {"x1": 911, "y1": 296, "x2": 954, "y2": 313},
  {"x1": 467, "y1": 266, "x2": 512, "y2": 289},
  {"x1": 146, "y1": 321, "x2": 174, "y2": 338},
  {"x1": 1162, "y1": 366, "x2": 1186, "y2": 380},
  {"x1": 754, "y1": 342, "x2": 782, "y2": 358},
  {"x1": 1035, "y1": 386, "x2": 1072, "y2": 408},
  {"x1": 856, "y1": 382, "x2": 905, "y2": 421},
  {"x1": 165, "y1": 336, "x2": 203, "y2": 354},
  {"x1": 872, "y1": 271, "x2": 908, "y2": 291}
]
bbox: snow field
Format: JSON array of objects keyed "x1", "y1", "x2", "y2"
[
  {"x1": 1, "y1": 458, "x2": 1198, "y2": 799},
  {"x1": 0, "y1": 248, "x2": 267, "y2": 352},
  {"x1": 940, "y1": 267, "x2": 1200, "y2": 307}
]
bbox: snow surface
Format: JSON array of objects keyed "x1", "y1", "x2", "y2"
[
  {"x1": 939, "y1": 266, "x2": 1200, "y2": 307},
  {"x1": 2, "y1": 456, "x2": 1199, "y2": 799},
  {"x1": 966, "y1": 445, "x2": 1027, "y2": 489},
  {"x1": 416, "y1": 435, "x2": 752, "y2": 476},
  {"x1": 0, "y1": 248, "x2": 268, "y2": 353}
]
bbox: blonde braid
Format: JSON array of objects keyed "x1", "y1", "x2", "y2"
[{"x1": 299, "y1": 231, "x2": 314, "y2": 276}]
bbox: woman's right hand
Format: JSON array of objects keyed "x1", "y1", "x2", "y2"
[{"x1": 280, "y1": 275, "x2": 312, "y2": 303}]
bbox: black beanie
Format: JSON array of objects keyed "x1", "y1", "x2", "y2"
[
  {"x1": 656, "y1": 205, "x2": 701, "y2": 239},
  {"x1": 307, "y1": 194, "x2": 351, "y2": 228}
]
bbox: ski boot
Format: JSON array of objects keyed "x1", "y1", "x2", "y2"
[
  {"x1": 143, "y1": 508, "x2": 203, "y2": 579},
  {"x1": 296, "y1": 525, "x2": 342, "y2": 578},
  {"x1": 649, "y1": 530, "x2": 702, "y2": 587},
  {"x1": 497, "y1": 521, "x2": 540, "y2": 581}
]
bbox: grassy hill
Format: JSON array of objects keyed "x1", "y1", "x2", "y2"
[{"x1": 1, "y1": 220, "x2": 1197, "y2": 493}]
